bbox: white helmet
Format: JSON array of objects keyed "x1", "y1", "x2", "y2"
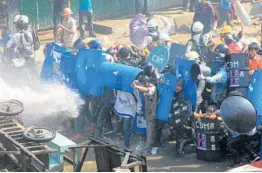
[
  {"x1": 147, "y1": 18, "x2": 158, "y2": 28},
  {"x1": 18, "y1": 15, "x2": 29, "y2": 24},
  {"x1": 192, "y1": 21, "x2": 204, "y2": 33},
  {"x1": 13, "y1": 14, "x2": 21, "y2": 23}
]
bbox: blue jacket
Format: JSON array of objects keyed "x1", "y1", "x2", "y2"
[
  {"x1": 206, "y1": 67, "x2": 228, "y2": 104},
  {"x1": 220, "y1": 0, "x2": 232, "y2": 10}
]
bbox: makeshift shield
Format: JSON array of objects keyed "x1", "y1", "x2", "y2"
[
  {"x1": 175, "y1": 57, "x2": 197, "y2": 106},
  {"x1": 169, "y1": 43, "x2": 187, "y2": 65},
  {"x1": 167, "y1": 98, "x2": 192, "y2": 127},
  {"x1": 156, "y1": 74, "x2": 177, "y2": 121},
  {"x1": 148, "y1": 45, "x2": 170, "y2": 73},
  {"x1": 218, "y1": 96, "x2": 257, "y2": 134},
  {"x1": 248, "y1": 70, "x2": 262, "y2": 126}
]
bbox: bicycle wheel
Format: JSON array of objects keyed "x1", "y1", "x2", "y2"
[
  {"x1": 0, "y1": 100, "x2": 24, "y2": 116},
  {"x1": 23, "y1": 126, "x2": 56, "y2": 143}
]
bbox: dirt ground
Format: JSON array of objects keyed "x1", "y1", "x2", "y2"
[{"x1": 34, "y1": 4, "x2": 261, "y2": 172}]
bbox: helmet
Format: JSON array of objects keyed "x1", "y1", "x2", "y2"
[
  {"x1": 248, "y1": 42, "x2": 259, "y2": 51},
  {"x1": 214, "y1": 53, "x2": 225, "y2": 63},
  {"x1": 16, "y1": 15, "x2": 29, "y2": 30},
  {"x1": 220, "y1": 25, "x2": 232, "y2": 34},
  {"x1": 192, "y1": 21, "x2": 204, "y2": 33},
  {"x1": 147, "y1": 18, "x2": 158, "y2": 28},
  {"x1": 214, "y1": 44, "x2": 229, "y2": 55},
  {"x1": 140, "y1": 48, "x2": 150, "y2": 56},
  {"x1": 117, "y1": 47, "x2": 130, "y2": 59},
  {"x1": 187, "y1": 51, "x2": 200, "y2": 62},
  {"x1": 13, "y1": 14, "x2": 21, "y2": 23},
  {"x1": 88, "y1": 39, "x2": 102, "y2": 50},
  {"x1": 224, "y1": 34, "x2": 234, "y2": 44},
  {"x1": 62, "y1": 8, "x2": 73, "y2": 16},
  {"x1": 18, "y1": 15, "x2": 29, "y2": 24},
  {"x1": 73, "y1": 39, "x2": 87, "y2": 49}
]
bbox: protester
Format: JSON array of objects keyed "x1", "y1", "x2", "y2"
[
  {"x1": 114, "y1": 89, "x2": 142, "y2": 149},
  {"x1": 132, "y1": 75, "x2": 157, "y2": 154},
  {"x1": 50, "y1": 0, "x2": 67, "y2": 42},
  {"x1": 198, "y1": 46, "x2": 228, "y2": 107},
  {"x1": 248, "y1": 42, "x2": 262, "y2": 75},
  {"x1": 218, "y1": 0, "x2": 232, "y2": 27},
  {"x1": 60, "y1": 8, "x2": 78, "y2": 48},
  {"x1": 117, "y1": 46, "x2": 143, "y2": 67},
  {"x1": 193, "y1": 0, "x2": 217, "y2": 34},
  {"x1": 79, "y1": 0, "x2": 96, "y2": 38},
  {"x1": 224, "y1": 34, "x2": 242, "y2": 54}
]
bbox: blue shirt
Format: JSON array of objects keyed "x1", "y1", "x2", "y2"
[
  {"x1": 220, "y1": 0, "x2": 232, "y2": 10},
  {"x1": 79, "y1": 0, "x2": 92, "y2": 11}
]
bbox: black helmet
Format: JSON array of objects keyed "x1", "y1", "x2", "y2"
[
  {"x1": 117, "y1": 47, "x2": 131, "y2": 59},
  {"x1": 248, "y1": 42, "x2": 259, "y2": 51},
  {"x1": 215, "y1": 44, "x2": 229, "y2": 55},
  {"x1": 73, "y1": 39, "x2": 87, "y2": 49}
]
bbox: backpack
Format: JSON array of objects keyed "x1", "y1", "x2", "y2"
[
  {"x1": 32, "y1": 28, "x2": 40, "y2": 51},
  {"x1": 188, "y1": 36, "x2": 213, "y2": 66}
]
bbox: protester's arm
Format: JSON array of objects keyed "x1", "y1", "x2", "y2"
[
  {"x1": 159, "y1": 16, "x2": 171, "y2": 34},
  {"x1": 59, "y1": 20, "x2": 77, "y2": 34},
  {"x1": 197, "y1": 79, "x2": 206, "y2": 100},
  {"x1": 206, "y1": 70, "x2": 227, "y2": 84}
]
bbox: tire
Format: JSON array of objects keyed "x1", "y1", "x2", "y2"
[
  {"x1": 0, "y1": 100, "x2": 24, "y2": 116},
  {"x1": 23, "y1": 126, "x2": 56, "y2": 143}
]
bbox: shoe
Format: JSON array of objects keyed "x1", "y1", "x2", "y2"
[
  {"x1": 151, "y1": 147, "x2": 158, "y2": 155},
  {"x1": 251, "y1": 155, "x2": 260, "y2": 162},
  {"x1": 71, "y1": 134, "x2": 82, "y2": 141}
]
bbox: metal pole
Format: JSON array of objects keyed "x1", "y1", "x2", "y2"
[{"x1": 36, "y1": 0, "x2": 39, "y2": 30}]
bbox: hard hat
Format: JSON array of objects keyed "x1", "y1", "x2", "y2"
[
  {"x1": 88, "y1": 39, "x2": 102, "y2": 50},
  {"x1": 220, "y1": 25, "x2": 232, "y2": 34},
  {"x1": 187, "y1": 51, "x2": 200, "y2": 61},
  {"x1": 13, "y1": 14, "x2": 21, "y2": 23},
  {"x1": 147, "y1": 18, "x2": 158, "y2": 28},
  {"x1": 62, "y1": 8, "x2": 73, "y2": 16},
  {"x1": 18, "y1": 15, "x2": 29, "y2": 24},
  {"x1": 192, "y1": 21, "x2": 204, "y2": 33}
]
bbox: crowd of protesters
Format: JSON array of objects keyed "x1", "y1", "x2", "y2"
[{"x1": 1, "y1": 0, "x2": 262, "y2": 169}]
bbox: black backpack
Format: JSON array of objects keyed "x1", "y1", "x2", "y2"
[{"x1": 188, "y1": 36, "x2": 213, "y2": 67}]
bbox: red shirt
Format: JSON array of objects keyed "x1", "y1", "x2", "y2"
[
  {"x1": 227, "y1": 43, "x2": 241, "y2": 54},
  {"x1": 250, "y1": 55, "x2": 262, "y2": 71}
]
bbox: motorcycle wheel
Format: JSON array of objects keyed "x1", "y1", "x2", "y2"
[
  {"x1": 23, "y1": 126, "x2": 56, "y2": 143},
  {"x1": 0, "y1": 100, "x2": 24, "y2": 116}
]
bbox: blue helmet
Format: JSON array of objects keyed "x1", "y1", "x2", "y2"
[
  {"x1": 214, "y1": 53, "x2": 225, "y2": 64},
  {"x1": 215, "y1": 44, "x2": 229, "y2": 55},
  {"x1": 224, "y1": 34, "x2": 234, "y2": 45},
  {"x1": 88, "y1": 39, "x2": 102, "y2": 50}
]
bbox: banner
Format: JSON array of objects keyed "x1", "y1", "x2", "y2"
[
  {"x1": 148, "y1": 45, "x2": 170, "y2": 73},
  {"x1": 175, "y1": 57, "x2": 197, "y2": 106}
]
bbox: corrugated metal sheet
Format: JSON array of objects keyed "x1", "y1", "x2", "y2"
[
  {"x1": 20, "y1": 0, "x2": 79, "y2": 29},
  {"x1": 92, "y1": 0, "x2": 135, "y2": 19},
  {"x1": 148, "y1": 0, "x2": 183, "y2": 11}
]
